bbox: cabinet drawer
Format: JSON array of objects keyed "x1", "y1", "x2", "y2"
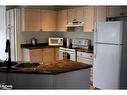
[
  {"x1": 77, "y1": 57, "x2": 93, "y2": 65},
  {"x1": 77, "y1": 51, "x2": 93, "y2": 59}
]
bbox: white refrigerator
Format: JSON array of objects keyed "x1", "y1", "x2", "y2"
[{"x1": 93, "y1": 21, "x2": 127, "y2": 89}]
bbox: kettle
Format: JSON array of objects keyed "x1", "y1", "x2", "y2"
[{"x1": 31, "y1": 38, "x2": 37, "y2": 46}]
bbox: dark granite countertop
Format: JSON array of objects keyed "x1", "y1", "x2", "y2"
[
  {"x1": 21, "y1": 43, "x2": 60, "y2": 49},
  {"x1": 21, "y1": 43, "x2": 93, "y2": 53},
  {"x1": 0, "y1": 60, "x2": 92, "y2": 75}
]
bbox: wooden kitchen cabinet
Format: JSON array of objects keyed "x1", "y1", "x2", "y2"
[
  {"x1": 54, "y1": 48, "x2": 59, "y2": 61},
  {"x1": 83, "y1": 6, "x2": 95, "y2": 32},
  {"x1": 29, "y1": 49, "x2": 43, "y2": 63},
  {"x1": 56, "y1": 9, "x2": 68, "y2": 31},
  {"x1": 67, "y1": 7, "x2": 84, "y2": 23},
  {"x1": 41, "y1": 10, "x2": 57, "y2": 31},
  {"x1": 95, "y1": 6, "x2": 107, "y2": 22},
  {"x1": 42, "y1": 48, "x2": 55, "y2": 63},
  {"x1": 107, "y1": 6, "x2": 123, "y2": 17},
  {"x1": 21, "y1": 8, "x2": 57, "y2": 32},
  {"x1": 21, "y1": 8, "x2": 41, "y2": 32},
  {"x1": 22, "y1": 49, "x2": 43, "y2": 63},
  {"x1": 22, "y1": 48, "x2": 59, "y2": 63},
  {"x1": 75, "y1": 7, "x2": 84, "y2": 22},
  {"x1": 121, "y1": 6, "x2": 127, "y2": 16},
  {"x1": 67, "y1": 8, "x2": 76, "y2": 23}
]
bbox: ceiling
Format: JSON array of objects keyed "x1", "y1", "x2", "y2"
[{"x1": 6, "y1": 5, "x2": 86, "y2": 10}]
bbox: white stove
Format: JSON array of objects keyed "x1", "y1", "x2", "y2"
[
  {"x1": 72, "y1": 38, "x2": 91, "y2": 49},
  {"x1": 59, "y1": 47, "x2": 76, "y2": 61}
]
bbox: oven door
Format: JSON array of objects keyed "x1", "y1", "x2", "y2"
[{"x1": 59, "y1": 48, "x2": 76, "y2": 61}]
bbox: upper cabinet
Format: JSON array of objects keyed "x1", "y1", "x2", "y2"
[
  {"x1": 20, "y1": 6, "x2": 127, "y2": 33},
  {"x1": 41, "y1": 10, "x2": 57, "y2": 31},
  {"x1": 83, "y1": 6, "x2": 95, "y2": 32},
  {"x1": 107, "y1": 6, "x2": 123, "y2": 17},
  {"x1": 21, "y1": 8, "x2": 41, "y2": 32},
  {"x1": 67, "y1": 7, "x2": 95, "y2": 32},
  {"x1": 123, "y1": 6, "x2": 127, "y2": 16},
  {"x1": 21, "y1": 8, "x2": 57, "y2": 32},
  {"x1": 95, "y1": 6, "x2": 107, "y2": 22},
  {"x1": 67, "y1": 7, "x2": 84, "y2": 24},
  {"x1": 56, "y1": 9, "x2": 67, "y2": 32}
]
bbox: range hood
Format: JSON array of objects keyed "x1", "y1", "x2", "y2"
[{"x1": 66, "y1": 19, "x2": 84, "y2": 27}]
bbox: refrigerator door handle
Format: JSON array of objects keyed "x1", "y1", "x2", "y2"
[
  {"x1": 94, "y1": 22, "x2": 97, "y2": 42},
  {"x1": 94, "y1": 23, "x2": 97, "y2": 59},
  {"x1": 94, "y1": 43, "x2": 97, "y2": 59}
]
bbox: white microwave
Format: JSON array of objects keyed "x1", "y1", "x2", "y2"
[{"x1": 48, "y1": 37, "x2": 63, "y2": 46}]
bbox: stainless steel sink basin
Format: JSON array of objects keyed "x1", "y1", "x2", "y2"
[
  {"x1": 0, "y1": 61, "x2": 40, "y2": 71},
  {"x1": 15, "y1": 62, "x2": 40, "y2": 68}
]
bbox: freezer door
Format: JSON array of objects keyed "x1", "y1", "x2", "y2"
[
  {"x1": 95, "y1": 21, "x2": 123, "y2": 44},
  {"x1": 93, "y1": 44, "x2": 122, "y2": 89}
]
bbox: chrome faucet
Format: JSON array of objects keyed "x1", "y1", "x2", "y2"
[{"x1": 5, "y1": 40, "x2": 11, "y2": 70}]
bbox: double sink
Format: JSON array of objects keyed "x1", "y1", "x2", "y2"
[{"x1": 0, "y1": 61, "x2": 40, "y2": 71}]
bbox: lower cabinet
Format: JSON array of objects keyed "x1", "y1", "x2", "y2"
[
  {"x1": 54, "y1": 48, "x2": 59, "y2": 61},
  {"x1": 29, "y1": 49, "x2": 43, "y2": 63},
  {"x1": 22, "y1": 47, "x2": 59, "y2": 63},
  {"x1": 8, "y1": 73, "x2": 55, "y2": 89},
  {"x1": 42, "y1": 48, "x2": 55, "y2": 63},
  {"x1": 0, "y1": 72, "x2": 6, "y2": 84},
  {"x1": 55, "y1": 69, "x2": 90, "y2": 89},
  {"x1": 0, "y1": 68, "x2": 90, "y2": 89}
]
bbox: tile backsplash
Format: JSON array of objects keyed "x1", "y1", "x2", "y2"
[{"x1": 21, "y1": 31, "x2": 94, "y2": 45}]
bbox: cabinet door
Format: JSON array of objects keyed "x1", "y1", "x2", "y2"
[
  {"x1": 29, "y1": 49, "x2": 43, "y2": 63},
  {"x1": 54, "y1": 48, "x2": 59, "y2": 61},
  {"x1": 56, "y1": 9, "x2": 67, "y2": 31},
  {"x1": 95, "y1": 6, "x2": 107, "y2": 22},
  {"x1": 0, "y1": 72, "x2": 6, "y2": 85},
  {"x1": 84, "y1": 6, "x2": 95, "y2": 32},
  {"x1": 8, "y1": 73, "x2": 54, "y2": 89},
  {"x1": 41, "y1": 10, "x2": 57, "y2": 31},
  {"x1": 75, "y1": 7, "x2": 84, "y2": 22},
  {"x1": 42, "y1": 48, "x2": 54, "y2": 64},
  {"x1": 68, "y1": 8, "x2": 76, "y2": 23},
  {"x1": 123, "y1": 6, "x2": 127, "y2": 16},
  {"x1": 21, "y1": 8, "x2": 41, "y2": 32},
  {"x1": 67, "y1": 7, "x2": 84, "y2": 22},
  {"x1": 107, "y1": 6, "x2": 123, "y2": 17}
]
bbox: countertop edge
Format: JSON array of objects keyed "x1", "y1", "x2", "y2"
[{"x1": 0, "y1": 65, "x2": 92, "y2": 75}]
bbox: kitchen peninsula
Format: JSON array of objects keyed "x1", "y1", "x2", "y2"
[{"x1": 0, "y1": 60, "x2": 92, "y2": 89}]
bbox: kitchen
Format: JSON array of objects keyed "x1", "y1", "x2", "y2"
[{"x1": 0, "y1": 5, "x2": 127, "y2": 89}]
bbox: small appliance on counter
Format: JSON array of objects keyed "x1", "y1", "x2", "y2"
[
  {"x1": 48, "y1": 37, "x2": 63, "y2": 46},
  {"x1": 72, "y1": 38, "x2": 91, "y2": 49},
  {"x1": 66, "y1": 38, "x2": 71, "y2": 48},
  {"x1": 30, "y1": 38, "x2": 38, "y2": 46}
]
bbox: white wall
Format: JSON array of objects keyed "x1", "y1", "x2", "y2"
[{"x1": 0, "y1": 6, "x2": 6, "y2": 60}]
